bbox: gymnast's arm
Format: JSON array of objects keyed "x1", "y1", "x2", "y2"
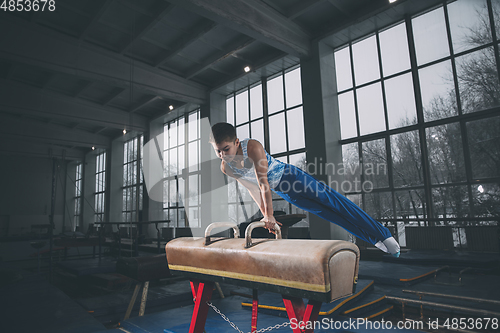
[
  {"x1": 221, "y1": 161, "x2": 265, "y2": 216},
  {"x1": 246, "y1": 140, "x2": 281, "y2": 232}
]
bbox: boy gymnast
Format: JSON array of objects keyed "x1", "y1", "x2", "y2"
[{"x1": 210, "y1": 122, "x2": 400, "y2": 257}]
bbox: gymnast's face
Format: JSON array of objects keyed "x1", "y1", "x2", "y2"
[{"x1": 212, "y1": 138, "x2": 240, "y2": 162}]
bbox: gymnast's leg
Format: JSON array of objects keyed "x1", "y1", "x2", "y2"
[{"x1": 275, "y1": 164, "x2": 400, "y2": 256}]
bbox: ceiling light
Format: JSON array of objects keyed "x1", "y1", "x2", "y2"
[
  {"x1": 244, "y1": 66, "x2": 251, "y2": 73},
  {"x1": 169, "y1": 105, "x2": 174, "y2": 111},
  {"x1": 92, "y1": 146, "x2": 95, "y2": 150},
  {"x1": 389, "y1": 0, "x2": 398, "y2": 3},
  {"x1": 123, "y1": 129, "x2": 127, "y2": 135}
]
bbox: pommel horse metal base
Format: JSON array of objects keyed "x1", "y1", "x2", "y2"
[{"x1": 166, "y1": 222, "x2": 360, "y2": 333}]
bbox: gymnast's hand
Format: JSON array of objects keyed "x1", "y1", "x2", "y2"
[{"x1": 260, "y1": 215, "x2": 282, "y2": 234}]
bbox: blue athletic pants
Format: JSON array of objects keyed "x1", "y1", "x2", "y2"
[{"x1": 273, "y1": 164, "x2": 391, "y2": 245}]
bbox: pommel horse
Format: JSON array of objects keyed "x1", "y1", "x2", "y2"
[{"x1": 166, "y1": 222, "x2": 360, "y2": 333}]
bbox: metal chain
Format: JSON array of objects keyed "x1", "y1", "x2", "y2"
[{"x1": 206, "y1": 301, "x2": 289, "y2": 333}]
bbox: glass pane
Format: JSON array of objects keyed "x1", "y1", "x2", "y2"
[
  {"x1": 431, "y1": 186, "x2": 469, "y2": 219},
  {"x1": 188, "y1": 174, "x2": 199, "y2": 206},
  {"x1": 169, "y1": 209, "x2": 177, "y2": 227},
  {"x1": 338, "y1": 91, "x2": 357, "y2": 139},
  {"x1": 250, "y1": 85, "x2": 263, "y2": 120},
  {"x1": 391, "y1": 131, "x2": 423, "y2": 188},
  {"x1": 169, "y1": 147, "x2": 177, "y2": 176},
  {"x1": 495, "y1": 0, "x2": 500, "y2": 38},
  {"x1": 178, "y1": 178, "x2": 185, "y2": 207},
  {"x1": 163, "y1": 180, "x2": 169, "y2": 208},
  {"x1": 169, "y1": 179, "x2": 177, "y2": 206},
  {"x1": 394, "y1": 189, "x2": 426, "y2": 221},
  {"x1": 169, "y1": 122, "x2": 177, "y2": 147},
  {"x1": 456, "y1": 47, "x2": 500, "y2": 113},
  {"x1": 123, "y1": 142, "x2": 128, "y2": 164},
  {"x1": 287, "y1": 106, "x2": 305, "y2": 151},
  {"x1": 188, "y1": 112, "x2": 198, "y2": 142},
  {"x1": 362, "y1": 139, "x2": 389, "y2": 189},
  {"x1": 334, "y1": 46, "x2": 353, "y2": 91},
  {"x1": 228, "y1": 204, "x2": 237, "y2": 223},
  {"x1": 472, "y1": 183, "x2": 500, "y2": 217},
  {"x1": 228, "y1": 179, "x2": 237, "y2": 203},
  {"x1": 285, "y1": 67, "x2": 302, "y2": 108},
  {"x1": 364, "y1": 192, "x2": 393, "y2": 220},
  {"x1": 178, "y1": 144, "x2": 185, "y2": 174},
  {"x1": 272, "y1": 199, "x2": 291, "y2": 215},
  {"x1": 163, "y1": 124, "x2": 169, "y2": 150},
  {"x1": 188, "y1": 207, "x2": 200, "y2": 228},
  {"x1": 419, "y1": 60, "x2": 457, "y2": 121},
  {"x1": 269, "y1": 113, "x2": 286, "y2": 154},
  {"x1": 236, "y1": 124, "x2": 249, "y2": 141},
  {"x1": 379, "y1": 22, "x2": 411, "y2": 76},
  {"x1": 385, "y1": 73, "x2": 417, "y2": 129},
  {"x1": 467, "y1": 116, "x2": 500, "y2": 179},
  {"x1": 448, "y1": 0, "x2": 491, "y2": 54},
  {"x1": 250, "y1": 119, "x2": 265, "y2": 145},
  {"x1": 178, "y1": 118, "x2": 185, "y2": 145},
  {"x1": 342, "y1": 143, "x2": 361, "y2": 193},
  {"x1": 412, "y1": 7, "x2": 449, "y2": 65},
  {"x1": 226, "y1": 96, "x2": 234, "y2": 125},
  {"x1": 352, "y1": 35, "x2": 380, "y2": 85},
  {"x1": 357, "y1": 83, "x2": 386, "y2": 135},
  {"x1": 236, "y1": 90, "x2": 249, "y2": 125},
  {"x1": 267, "y1": 75, "x2": 284, "y2": 115},
  {"x1": 188, "y1": 141, "x2": 198, "y2": 172},
  {"x1": 426, "y1": 123, "x2": 466, "y2": 184},
  {"x1": 289, "y1": 152, "x2": 306, "y2": 171}
]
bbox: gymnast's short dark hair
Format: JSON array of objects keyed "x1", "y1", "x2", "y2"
[{"x1": 210, "y1": 122, "x2": 237, "y2": 144}]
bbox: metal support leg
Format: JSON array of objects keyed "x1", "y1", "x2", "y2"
[
  {"x1": 189, "y1": 280, "x2": 214, "y2": 333},
  {"x1": 251, "y1": 289, "x2": 258, "y2": 333},
  {"x1": 139, "y1": 281, "x2": 149, "y2": 316},
  {"x1": 282, "y1": 296, "x2": 322, "y2": 333},
  {"x1": 124, "y1": 283, "x2": 141, "y2": 320}
]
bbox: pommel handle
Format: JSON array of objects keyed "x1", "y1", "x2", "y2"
[
  {"x1": 204, "y1": 222, "x2": 239, "y2": 245},
  {"x1": 245, "y1": 221, "x2": 281, "y2": 248}
]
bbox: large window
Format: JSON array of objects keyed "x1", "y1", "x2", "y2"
[
  {"x1": 334, "y1": 0, "x2": 500, "y2": 241},
  {"x1": 226, "y1": 66, "x2": 307, "y2": 224},
  {"x1": 163, "y1": 110, "x2": 201, "y2": 228},
  {"x1": 94, "y1": 152, "x2": 106, "y2": 223},
  {"x1": 74, "y1": 163, "x2": 83, "y2": 231},
  {"x1": 123, "y1": 136, "x2": 143, "y2": 222}
]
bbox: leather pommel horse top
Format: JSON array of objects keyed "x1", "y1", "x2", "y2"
[{"x1": 166, "y1": 222, "x2": 360, "y2": 303}]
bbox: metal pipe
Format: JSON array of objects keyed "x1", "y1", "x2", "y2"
[
  {"x1": 458, "y1": 267, "x2": 472, "y2": 284},
  {"x1": 386, "y1": 296, "x2": 500, "y2": 317},
  {"x1": 402, "y1": 289, "x2": 500, "y2": 305}
]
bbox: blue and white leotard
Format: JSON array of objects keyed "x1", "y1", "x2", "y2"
[{"x1": 225, "y1": 138, "x2": 285, "y2": 189}]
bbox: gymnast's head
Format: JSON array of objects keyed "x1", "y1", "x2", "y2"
[{"x1": 210, "y1": 122, "x2": 240, "y2": 162}]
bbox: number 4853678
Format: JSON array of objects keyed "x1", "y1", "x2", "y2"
[{"x1": 1, "y1": 0, "x2": 56, "y2": 12}]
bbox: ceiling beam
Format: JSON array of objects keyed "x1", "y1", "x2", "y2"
[
  {"x1": 288, "y1": 0, "x2": 326, "y2": 20},
  {"x1": 130, "y1": 96, "x2": 163, "y2": 113},
  {"x1": 73, "y1": 81, "x2": 94, "y2": 98},
  {"x1": 0, "y1": 15, "x2": 208, "y2": 105},
  {"x1": 154, "y1": 21, "x2": 218, "y2": 67},
  {"x1": 79, "y1": 0, "x2": 115, "y2": 40},
  {"x1": 102, "y1": 87, "x2": 125, "y2": 105},
  {"x1": 327, "y1": 0, "x2": 352, "y2": 17},
  {"x1": 0, "y1": 79, "x2": 147, "y2": 132},
  {"x1": 185, "y1": 38, "x2": 255, "y2": 79},
  {"x1": 167, "y1": 0, "x2": 311, "y2": 58},
  {"x1": 120, "y1": 3, "x2": 176, "y2": 55},
  {"x1": 0, "y1": 138, "x2": 85, "y2": 160},
  {"x1": 0, "y1": 114, "x2": 111, "y2": 149}
]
